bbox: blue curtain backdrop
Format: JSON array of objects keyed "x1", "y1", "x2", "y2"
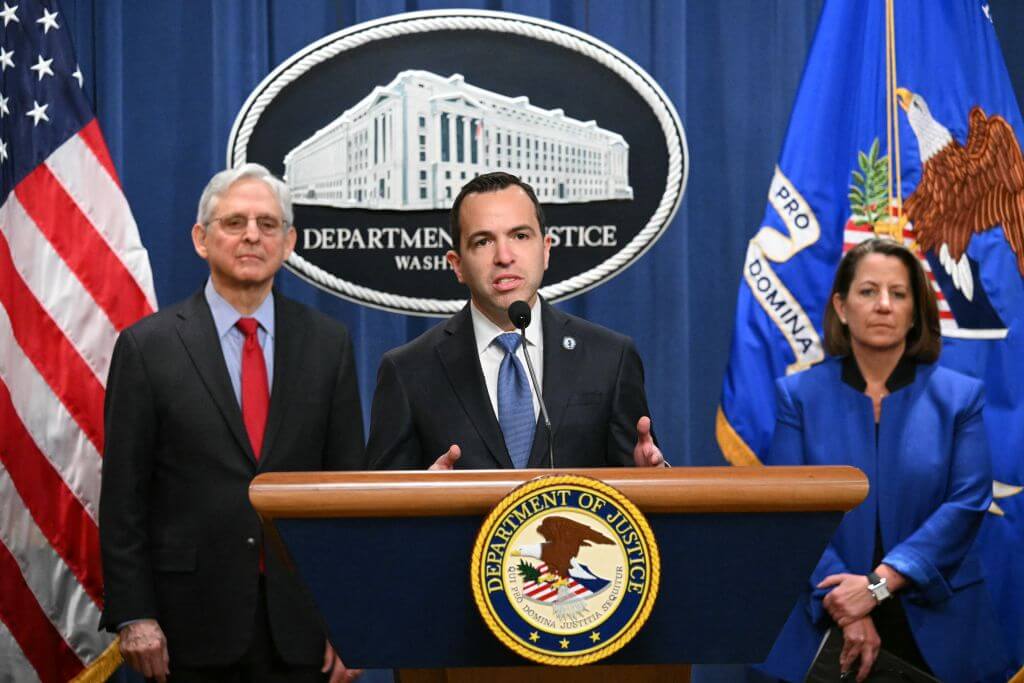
[
  {"x1": 49, "y1": 1, "x2": 1024, "y2": 681},
  {"x1": 57, "y1": 0, "x2": 1024, "y2": 470}
]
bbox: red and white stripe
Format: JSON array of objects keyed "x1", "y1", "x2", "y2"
[
  {"x1": 0, "y1": 120, "x2": 156, "y2": 681},
  {"x1": 521, "y1": 562, "x2": 593, "y2": 603}
]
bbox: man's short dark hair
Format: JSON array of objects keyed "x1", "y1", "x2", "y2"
[
  {"x1": 823, "y1": 237, "x2": 941, "y2": 363},
  {"x1": 448, "y1": 172, "x2": 545, "y2": 253}
]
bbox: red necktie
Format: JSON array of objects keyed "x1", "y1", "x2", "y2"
[{"x1": 236, "y1": 318, "x2": 269, "y2": 460}]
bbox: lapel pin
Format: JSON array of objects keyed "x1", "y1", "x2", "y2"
[{"x1": 562, "y1": 336, "x2": 577, "y2": 350}]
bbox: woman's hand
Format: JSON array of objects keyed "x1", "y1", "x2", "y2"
[
  {"x1": 840, "y1": 617, "x2": 881, "y2": 682},
  {"x1": 818, "y1": 573, "x2": 877, "y2": 626}
]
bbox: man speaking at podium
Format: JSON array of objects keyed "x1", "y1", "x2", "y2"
[
  {"x1": 366, "y1": 172, "x2": 665, "y2": 471},
  {"x1": 99, "y1": 165, "x2": 364, "y2": 682}
]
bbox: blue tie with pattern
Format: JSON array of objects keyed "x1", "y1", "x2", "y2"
[{"x1": 495, "y1": 332, "x2": 536, "y2": 468}]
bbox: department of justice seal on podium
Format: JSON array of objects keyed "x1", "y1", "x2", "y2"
[{"x1": 471, "y1": 475, "x2": 660, "y2": 665}]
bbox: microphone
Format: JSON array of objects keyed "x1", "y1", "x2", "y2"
[
  {"x1": 508, "y1": 300, "x2": 531, "y2": 329},
  {"x1": 507, "y1": 301, "x2": 554, "y2": 469}
]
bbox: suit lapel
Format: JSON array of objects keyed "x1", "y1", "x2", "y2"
[
  {"x1": 527, "y1": 302, "x2": 581, "y2": 468},
  {"x1": 437, "y1": 305, "x2": 513, "y2": 468},
  {"x1": 175, "y1": 291, "x2": 255, "y2": 463},
  {"x1": 259, "y1": 292, "x2": 305, "y2": 469}
]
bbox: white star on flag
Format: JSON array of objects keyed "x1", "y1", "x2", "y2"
[
  {"x1": 25, "y1": 99, "x2": 48, "y2": 125},
  {"x1": 29, "y1": 54, "x2": 54, "y2": 81},
  {"x1": 0, "y1": 0, "x2": 155, "y2": 678},
  {"x1": 35, "y1": 6, "x2": 57, "y2": 33},
  {"x1": 0, "y1": 2, "x2": 18, "y2": 26}
]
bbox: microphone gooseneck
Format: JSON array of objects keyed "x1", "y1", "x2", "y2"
[{"x1": 507, "y1": 301, "x2": 554, "y2": 469}]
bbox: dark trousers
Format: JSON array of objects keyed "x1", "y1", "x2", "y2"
[{"x1": 165, "y1": 578, "x2": 325, "y2": 683}]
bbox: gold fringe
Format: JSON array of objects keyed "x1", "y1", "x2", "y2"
[
  {"x1": 1009, "y1": 664, "x2": 1024, "y2": 683},
  {"x1": 69, "y1": 638, "x2": 122, "y2": 683},
  {"x1": 715, "y1": 406, "x2": 763, "y2": 467}
]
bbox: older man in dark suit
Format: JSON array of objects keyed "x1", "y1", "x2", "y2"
[
  {"x1": 366, "y1": 172, "x2": 664, "y2": 471},
  {"x1": 99, "y1": 164, "x2": 364, "y2": 682}
]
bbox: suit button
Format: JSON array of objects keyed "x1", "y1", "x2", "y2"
[{"x1": 246, "y1": 537, "x2": 256, "y2": 547}]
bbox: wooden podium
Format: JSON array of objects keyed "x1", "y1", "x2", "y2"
[{"x1": 250, "y1": 466, "x2": 867, "y2": 682}]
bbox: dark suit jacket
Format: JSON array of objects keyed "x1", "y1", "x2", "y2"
[
  {"x1": 99, "y1": 289, "x2": 365, "y2": 668},
  {"x1": 366, "y1": 301, "x2": 651, "y2": 469}
]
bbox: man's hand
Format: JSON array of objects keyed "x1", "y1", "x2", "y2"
[
  {"x1": 840, "y1": 617, "x2": 881, "y2": 682},
  {"x1": 632, "y1": 416, "x2": 666, "y2": 467},
  {"x1": 429, "y1": 444, "x2": 461, "y2": 470},
  {"x1": 323, "y1": 641, "x2": 361, "y2": 683},
  {"x1": 119, "y1": 619, "x2": 169, "y2": 682},
  {"x1": 819, "y1": 573, "x2": 877, "y2": 626}
]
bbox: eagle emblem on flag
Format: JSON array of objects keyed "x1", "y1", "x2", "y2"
[{"x1": 898, "y1": 88, "x2": 1024, "y2": 302}]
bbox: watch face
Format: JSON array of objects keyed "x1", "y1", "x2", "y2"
[{"x1": 866, "y1": 574, "x2": 889, "y2": 601}]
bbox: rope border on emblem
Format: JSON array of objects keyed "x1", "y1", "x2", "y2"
[
  {"x1": 469, "y1": 474, "x2": 661, "y2": 666},
  {"x1": 227, "y1": 10, "x2": 688, "y2": 316}
]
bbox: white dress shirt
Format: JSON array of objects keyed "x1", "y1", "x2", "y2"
[{"x1": 470, "y1": 299, "x2": 543, "y2": 422}]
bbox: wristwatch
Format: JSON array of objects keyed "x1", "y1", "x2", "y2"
[{"x1": 866, "y1": 571, "x2": 891, "y2": 603}]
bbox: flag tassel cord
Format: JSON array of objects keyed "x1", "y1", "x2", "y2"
[
  {"x1": 68, "y1": 638, "x2": 122, "y2": 683},
  {"x1": 886, "y1": 0, "x2": 903, "y2": 217},
  {"x1": 885, "y1": 0, "x2": 895, "y2": 212}
]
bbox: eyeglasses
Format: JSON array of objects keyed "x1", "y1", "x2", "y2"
[{"x1": 209, "y1": 214, "x2": 286, "y2": 236}]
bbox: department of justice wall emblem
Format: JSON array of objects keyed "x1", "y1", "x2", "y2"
[
  {"x1": 470, "y1": 475, "x2": 659, "y2": 665},
  {"x1": 227, "y1": 10, "x2": 687, "y2": 316}
]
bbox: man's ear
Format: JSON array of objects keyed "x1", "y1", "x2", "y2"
[
  {"x1": 447, "y1": 249, "x2": 465, "y2": 283},
  {"x1": 283, "y1": 225, "x2": 297, "y2": 259},
  {"x1": 191, "y1": 223, "x2": 208, "y2": 260}
]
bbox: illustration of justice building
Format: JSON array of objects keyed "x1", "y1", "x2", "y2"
[{"x1": 283, "y1": 70, "x2": 633, "y2": 210}]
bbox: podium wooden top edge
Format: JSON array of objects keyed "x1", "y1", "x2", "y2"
[{"x1": 249, "y1": 466, "x2": 868, "y2": 518}]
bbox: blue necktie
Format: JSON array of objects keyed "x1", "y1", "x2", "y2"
[{"x1": 495, "y1": 332, "x2": 536, "y2": 469}]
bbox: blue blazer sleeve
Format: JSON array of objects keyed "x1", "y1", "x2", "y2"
[
  {"x1": 881, "y1": 381, "x2": 992, "y2": 604},
  {"x1": 771, "y1": 378, "x2": 849, "y2": 624}
]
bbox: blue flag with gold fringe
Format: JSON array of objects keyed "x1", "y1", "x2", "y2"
[{"x1": 717, "y1": 0, "x2": 1023, "y2": 675}]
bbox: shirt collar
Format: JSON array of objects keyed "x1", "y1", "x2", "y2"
[
  {"x1": 840, "y1": 354, "x2": 916, "y2": 393},
  {"x1": 204, "y1": 278, "x2": 275, "y2": 340},
  {"x1": 470, "y1": 298, "x2": 542, "y2": 355}
]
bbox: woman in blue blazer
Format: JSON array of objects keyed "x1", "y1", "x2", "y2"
[{"x1": 759, "y1": 239, "x2": 1009, "y2": 682}]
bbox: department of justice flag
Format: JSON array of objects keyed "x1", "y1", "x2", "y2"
[
  {"x1": 718, "y1": 0, "x2": 1023, "y2": 675},
  {"x1": 0, "y1": 1, "x2": 157, "y2": 680}
]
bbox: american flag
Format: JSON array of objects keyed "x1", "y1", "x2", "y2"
[{"x1": 0, "y1": 1, "x2": 156, "y2": 680}]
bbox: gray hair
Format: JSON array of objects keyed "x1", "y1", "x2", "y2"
[{"x1": 196, "y1": 163, "x2": 293, "y2": 227}]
